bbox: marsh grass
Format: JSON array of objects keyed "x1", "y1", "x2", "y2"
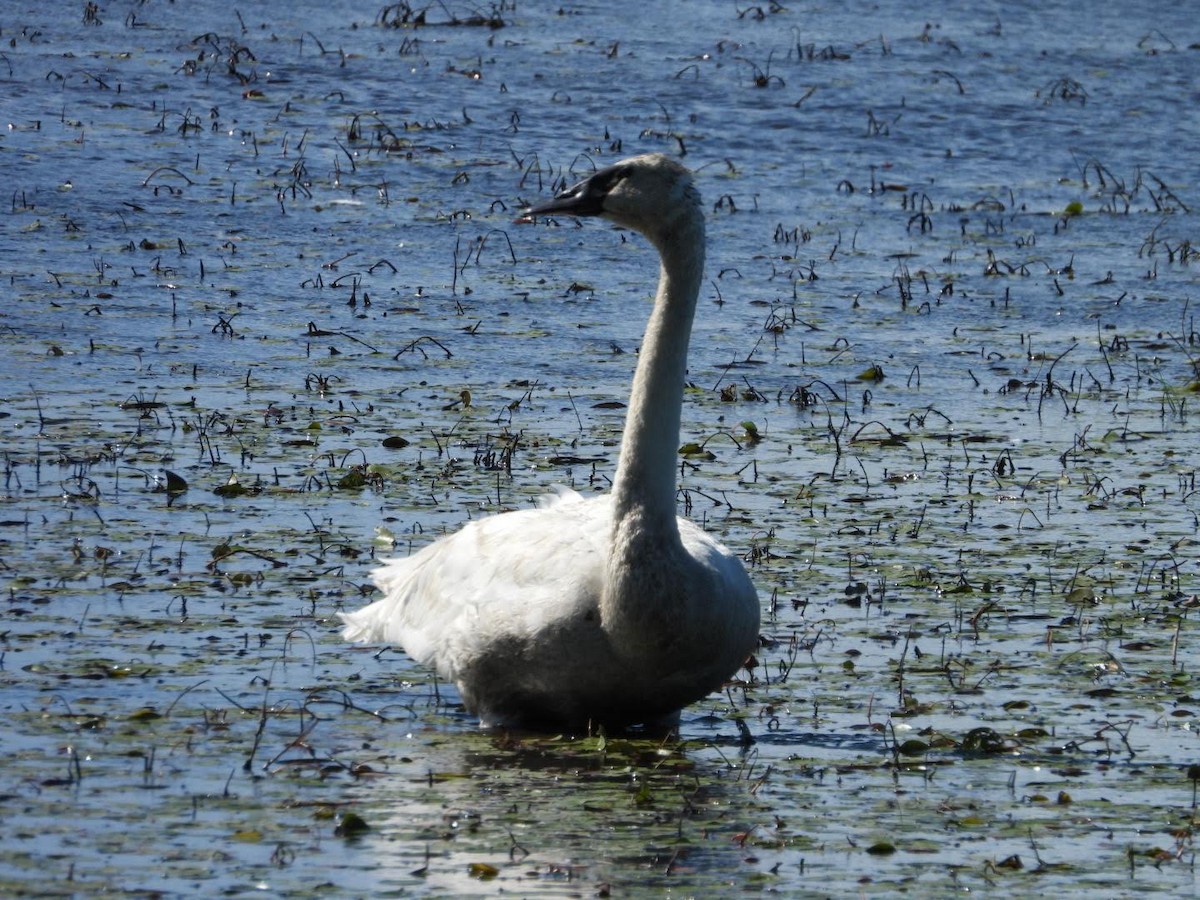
[{"x1": 0, "y1": 0, "x2": 1197, "y2": 895}]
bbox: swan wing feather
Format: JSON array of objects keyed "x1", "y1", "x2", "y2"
[{"x1": 340, "y1": 490, "x2": 611, "y2": 681}]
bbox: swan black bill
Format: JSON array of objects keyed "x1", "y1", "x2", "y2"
[{"x1": 514, "y1": 164, "x2": 621, "y2": 224}]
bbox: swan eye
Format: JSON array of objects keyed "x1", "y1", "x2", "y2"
[{"x1": 594, "y1": 166, "x2": 629, "y2": 197}]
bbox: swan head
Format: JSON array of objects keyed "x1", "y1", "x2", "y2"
[{"x1": 518, "y1": 153, "x2": 701, "y2": 245}]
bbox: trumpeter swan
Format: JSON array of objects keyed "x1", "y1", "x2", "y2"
[{"x1": 340, "y1": 153, "x2": 760, "y2": 729}]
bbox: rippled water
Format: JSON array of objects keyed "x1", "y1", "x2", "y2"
[{"x1": 2, "y1": 1, "x2": 1198, "y2": 896}]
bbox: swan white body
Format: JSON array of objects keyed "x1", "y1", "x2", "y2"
[{"x1": 340, "y1": 154, "x2": 760, "y2": 729}]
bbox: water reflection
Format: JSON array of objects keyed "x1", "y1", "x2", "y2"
[
  {"x1": 334, "y1": 723, "x2": 767, "y2": 896},
  {"x1": 2, "y1": 0, "x2": 1198, "y2": 895}
]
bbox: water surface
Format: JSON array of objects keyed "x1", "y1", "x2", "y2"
[{"x1": 1, "y1": 1, "x2": 1198, "y2": 895}]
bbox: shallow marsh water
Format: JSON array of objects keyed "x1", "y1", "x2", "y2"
[{"x1": 1, "y1": 0, "x2": 1198, "y2": 896}]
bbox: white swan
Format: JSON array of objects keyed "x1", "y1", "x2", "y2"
[{"x1": 340, "y1": 153, "x2": 760, "y2": 729}]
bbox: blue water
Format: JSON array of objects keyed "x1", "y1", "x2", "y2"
[{"x1": 1, "y1": 1, "x2": 1198, "y2": 896}]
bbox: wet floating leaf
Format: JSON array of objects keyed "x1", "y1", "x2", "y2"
[
  {"x1": 849, "y1": 422, "x2": 908, "y2": 446},
  {"x1": 381, "y1": 435, "x2": 411, "y2": 449},
  {"x1": 856, "y1": 364, "x2": 885, "y2": 382},
  {"x1": 1016, "y1": 727, "x2": 1050, "y2": 740},
  {"x1": 163, "y1": 470, "x2": 188, "y2": 493},
  {"x1": 996, "y1": 854, "x2": 1023, "y2": 869},
  {"x1": 892, "y1": 699, "x2": 934, "y2": 717},
  {"x1": 335, "y1": 812, "x2": 370, "y2": 837},
  {"x1": 467, "y1": 862, "x2": 500, "y2": 879},
  {"x1": 119, "y1": 398, "x2": 166, "y2": 411},
  {"x1": 232, "y1": 829, "x2": 263, "y2": 843},
  {"x1": 897, "y1": 739, "x2": 929, "y2": 756},
  {"x1": 592, "y1": 400, "x2": 626, "y2": 409},
  {"x1": 1064, "y1": 200, "x2": 1084, "y2": 216},
  {"x1": 337, "y1": 470, "x2": 367, "y2": 489},
  {"x1": 678, "y1": 442, "x2": 716, "y2": 460},
  {"x1": 213, "y1": 477, "x2": 248, "y2": 498},
  {"x1": 941, "y1": 580, "x2": 974, "y2": 595},
  {"x1": 1065, "y1": 586, "x2": 1100, "y2": 604},
  {"x1": 866, "y1": 841, "x2": 896, "y2": 855},
  {"x1": 960, "y1": 727, "x2": 1009, "y2": 755},
  {"x1": 88, "y1": 663, "x2": 139, "y2": 679},
  {"x1": 128, "y1": 706, "x2": 162, "y2": 721}
]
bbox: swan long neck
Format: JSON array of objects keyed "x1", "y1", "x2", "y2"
[{"x1": 610, "y1": 213, "x2": 706, "y2": 531}]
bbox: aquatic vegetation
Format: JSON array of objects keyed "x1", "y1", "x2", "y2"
[{"x1": 0, "y1": 0, "x2": 1197, "y2": 896}]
